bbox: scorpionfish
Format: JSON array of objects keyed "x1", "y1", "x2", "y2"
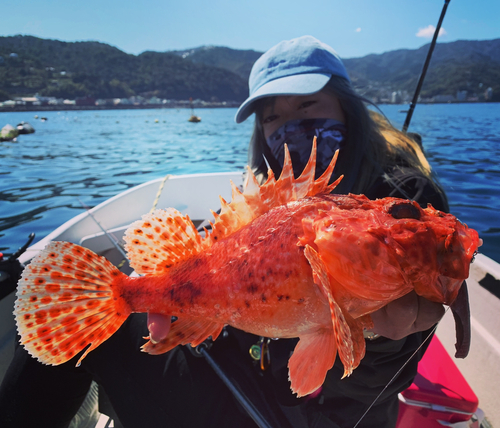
[{"x1": 15, "y1": 139, "x2": 481, "y2": 397}]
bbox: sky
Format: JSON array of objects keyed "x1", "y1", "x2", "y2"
[{"x1": 1, "y1": 0, "x2": 499, "y2": 59}]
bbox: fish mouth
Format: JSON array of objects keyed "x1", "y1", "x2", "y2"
[{"x1": 438, "y1": 223, "x2": 481, "y2": 282}]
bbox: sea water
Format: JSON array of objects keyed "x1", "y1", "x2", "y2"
[{"x1": 0, "y1": 104, "x2": 499, "y2": 263}]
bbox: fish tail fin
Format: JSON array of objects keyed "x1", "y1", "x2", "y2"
[{"x1": 15, "y1": 241, "x2": 131, "y2": 366}]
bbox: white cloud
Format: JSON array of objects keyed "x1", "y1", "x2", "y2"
[
  {"x1": 355, "y1": 27, "x2": 361, "y2": 33},
  {"x1": 416, "y1": 25, "x2": 447, "y2": 38}
]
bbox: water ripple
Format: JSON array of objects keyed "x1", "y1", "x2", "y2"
[{"x1": 1, "y1": 105, "x2": 499, "y2": 263}]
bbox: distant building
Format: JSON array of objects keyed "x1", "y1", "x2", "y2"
[
  {"x1": 400, "y1": 90, "x2": 411, "y2": 103},
  {"x1": 114, "y1": 98, "x2": 132, "y2": 105},
  {"x1": 48, "y1": 98, "x2": 65, "y2": 105},
  {"x1": 76, "y1": 96, "x2": 96, "y2": 106},
  {"x1": 434, "y1": 94, "x2": 455, "y2": 103},
  {"x1": 391, "y1": 91, "x2": 402, "y2": 104},
  {"x1": 456, "y1": 91, "x2": 467, "y2": 102},
  {"x1": 18, "y1": 97, "x2": 40, "y2": 106},
  {"x1": 148, "y1": 96, "x2": 162, "y2": 105},
  {"x1": 95, "y1": 99, "x2": 115, "y2": 106},
  {"x1": 35, "y1": 96, "x2": 53, "y2": 106},
  {"x1": 129, "y1": 96, "x2": 145, "y2": 105},
  {"x1": 485, "y1": 87, "x2": 493, "y2": 100}
]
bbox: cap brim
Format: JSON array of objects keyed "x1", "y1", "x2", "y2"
[{"x1": 234, "y1": 73, "x2": 331, "y2": 123}]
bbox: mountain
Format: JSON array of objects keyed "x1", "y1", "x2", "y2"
[
  {"x1": 177, "y1": 40, "x2": 500, "y2": 102},
  {"x1": 0, "y1": 35, "x2": 499, "y2": 103},
  {"x1": 0, "y1": 35, "x2": 248, "y2": 102},
  {"x1": 342, "y1": 39, "x2": 500, "y2": 100},
  {"x1": 171, "y1": 46, "x2": 262, "y2": 80}
]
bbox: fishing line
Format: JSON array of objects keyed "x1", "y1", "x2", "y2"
[
  {"x1": 352, "y1": 308, "x2": 449, "y2": 428},
  {"x1": 77, "y1": 198, "x2": 128, "y2": 260}
]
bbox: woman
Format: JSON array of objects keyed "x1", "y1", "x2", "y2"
[
  {"x1": 227, "y1": 35, "x2": 448, "y2": 427},
  {"x1": 237, "y1": 35, "x2": 447, "y2": 340},
  {"x1": 0, "y1": 36, "x2": 448, "y2": 428}
]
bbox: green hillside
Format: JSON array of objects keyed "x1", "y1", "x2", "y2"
[
  {"x1": 0, "y1": 35, "x2": 248, "y2": 102},
  {"x1": 1, "y1": 35, "x2": 499, "y2": 103}
]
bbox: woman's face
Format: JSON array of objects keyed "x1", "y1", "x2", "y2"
[{"x1": 261, "y1": 90, "x2": 345, "y2": 139}]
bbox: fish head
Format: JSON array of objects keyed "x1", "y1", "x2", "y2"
[
  {"x1": 383, "y1": 200, "x2": 481, "y2": 305},
  {"x1": 310, "y1": 195, "x2": 481, "y2": 308}
]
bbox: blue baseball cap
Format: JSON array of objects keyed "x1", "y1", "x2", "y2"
[{"x1": 235, "y1": 35, "x2": 350, "y2": 123}]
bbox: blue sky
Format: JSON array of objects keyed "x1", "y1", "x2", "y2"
[{"x1": 1, "y1": 0, "x2": 498, "y2": 59}]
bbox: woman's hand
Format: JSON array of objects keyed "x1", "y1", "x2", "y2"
[{"x1": 370, "y1": 291, "x2": 445, "y2": 340}]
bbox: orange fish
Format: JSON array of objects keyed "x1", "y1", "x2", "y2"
[{"x1": 15, "y1": 140, "x2": 481, "y2": 397}]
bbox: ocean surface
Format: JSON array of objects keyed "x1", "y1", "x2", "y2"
[{"x1": 1, "y1": 104, "x2": 499, "y2": 263}]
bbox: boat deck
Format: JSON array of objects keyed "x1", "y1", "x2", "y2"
[
  {"x1": 437, "y1": 253, "x2": 500, "y2": 427},
  {"x1": 1, "y1": 253, "x2": 499, "y2": 426}
]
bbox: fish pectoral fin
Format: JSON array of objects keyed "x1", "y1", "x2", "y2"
[
  {"x1": 288, "y1": 331, "x2": 337, "y2": 398},
  {"x1": 124, "y1": 208, "x2": 205, "y2": 276},
  {"x1": 303, "y1": 245, "x2": 360, "y2": 378},
  {"x1": 142, "y1": 317, "x2": 224, "y2": 355}
]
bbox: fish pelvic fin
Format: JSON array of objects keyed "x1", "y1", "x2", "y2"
[
  {"x1": 141, "y1": 317, "x2": 224, "y2": 354},
  {"x1": 125, "y1": 208, "x2": 205, "y2": 275},
  {"x1": 289, "y1": 330, "x2": 337, "y2": 398},
  {"x1": 303, "y1": 245, "x2": 363, "y2": 378},
  {"x1": 209, "y1": 137, "x2": 343, "y2": 242},
  {"x1": 15, "y1": 242, "x2": 131, "y2": 366}
]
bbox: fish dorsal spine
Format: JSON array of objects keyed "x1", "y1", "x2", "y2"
[
  {"x1": 125, "y1": 138, "x2": 343, "y2": 275},
  {"x1": 209, "y1": 138, "x2": 342, "y2": 242}
]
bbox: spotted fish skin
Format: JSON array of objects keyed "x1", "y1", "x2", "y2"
[
  {"x1": 15, "y1": 140, "x2": 481, "y2": 397},
  {"x1": 119, "y1": 197, "x2": 336, "y2": 337}
]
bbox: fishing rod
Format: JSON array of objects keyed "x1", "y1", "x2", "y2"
[
  {"x1": 77, "y1": 199, "x2": 276, "y2": 426},
  {"x1": 196, "y1": 343, "x2": 276, "y2": 428},
  {"x1": 402, "y1": 0, "x2": 451, "y2": 133}
]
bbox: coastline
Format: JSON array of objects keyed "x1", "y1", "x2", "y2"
[
  {"x1": 0, "y1": 103, "x2": 240, "y2": 113},
  {"x1": 1, "y1": 100, "x2": 497, "y2": 114}
]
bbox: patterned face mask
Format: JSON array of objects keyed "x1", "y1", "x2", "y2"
[{"x1": 265, "y1": 118, "x2": 347, "y2": 178}]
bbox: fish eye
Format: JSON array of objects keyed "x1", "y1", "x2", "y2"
[{"x1": 389, "y1": 202, "x2": 421, "y2": 220}]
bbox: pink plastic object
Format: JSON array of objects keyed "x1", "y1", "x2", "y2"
[{"x1": 396, "y1": 336, "x2": 480, "y2": 427}]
